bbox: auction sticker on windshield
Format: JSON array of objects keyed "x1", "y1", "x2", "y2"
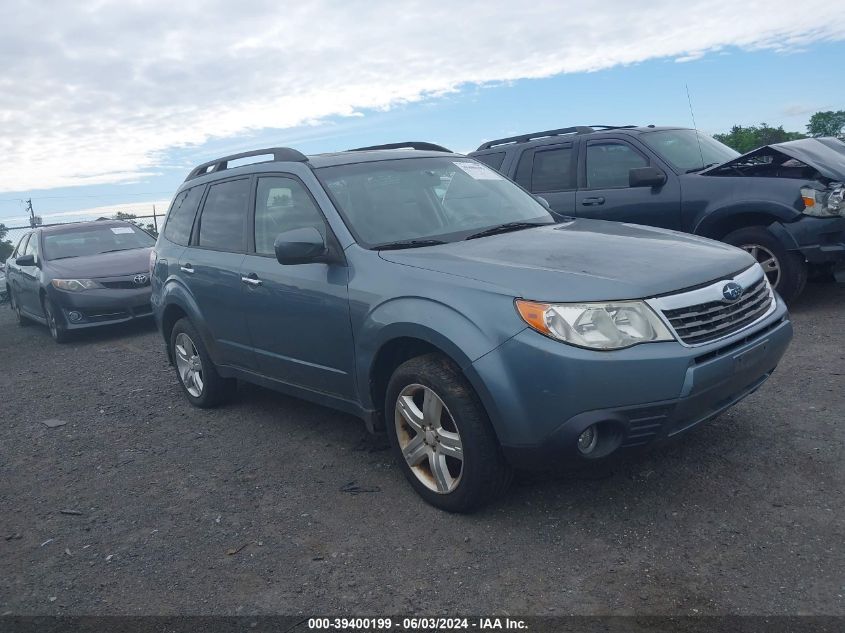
[
  {"x1": 111, "y1": 227, "x2": 135, "y2": 234},
  {"x1": 453, "y1": 161, "x2": 504, "y2": 180}
]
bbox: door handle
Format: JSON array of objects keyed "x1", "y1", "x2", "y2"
[
  {"x1": 180, "y1": 264, "x2": 194, "y2": 274},
  {"x1": 241, "y1": 274, "x2": 262, "y2": 287},
  {"x1": 581, "y1": 196, "x2": 605, "y2": 206}
]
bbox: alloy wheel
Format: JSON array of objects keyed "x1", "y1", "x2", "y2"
[
  {"x1": 741, "y1": 243, "x2": 781, "y2": 288},
  {"x1": 174, "y1": 332, "x2": 204, "y2": 397},
  {"x1": 394, "y1": 383, "x2": 464, "y2": 494},
  {"x1": 45, "y1": 303, "x2": 58, "y2": 339}
]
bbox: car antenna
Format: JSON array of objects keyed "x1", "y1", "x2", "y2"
[{"x1": 686, "y1": 83, "x2": 706, "y2": 168}]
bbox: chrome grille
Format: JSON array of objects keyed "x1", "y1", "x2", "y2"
[
  {"x1": 649, "y1": 267, "x2": 776, "y2": 346},
  {"x1": 661, "y1": 277, "x2": 773, "y2": 345}
]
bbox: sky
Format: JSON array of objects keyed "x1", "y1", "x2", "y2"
[{"x1": 1, "y1": 0, "x2": 844, "y2": 226}]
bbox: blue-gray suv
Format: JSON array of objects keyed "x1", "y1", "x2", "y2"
[{"x1": 151, "y1": 143, "x2": 793, "y2": 512}]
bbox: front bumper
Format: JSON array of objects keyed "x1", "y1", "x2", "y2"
[
  {"x1": 467, "y1": 300, "x2": 792, "y2": 469},
  {"x1": 771, "y1": 216, "x2": 845, "y2": 264},
  {"x1": 47, "y1": 286, "x2": 153, "y2": 330}
]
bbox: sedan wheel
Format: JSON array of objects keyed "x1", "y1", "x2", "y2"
[
  {"x1": 395, "y1": 383, "x2": 464, "y2": 494},
  {"x1": 740, "y1": 243, "x2": 781, "y2": 288},
  {"x1": 174, "y1": 332, "x2": 204, "y2": 397}
]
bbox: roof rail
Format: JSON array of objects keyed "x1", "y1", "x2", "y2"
[
  {"x1": 185, "y1": 147, "x2": 308, "y2": 181},
  {"x1": 587, "y1": 125, "x2": 638, "y2": 131},
  {"x1": 476, "y1": 126, "x2": 596, "y2": 151},
  {"x1": 347, "y1": 141, "x2": 452, "y2": 153}
]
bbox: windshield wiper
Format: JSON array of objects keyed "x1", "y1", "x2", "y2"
[
  {"x1": 97, "y1": 248, "x2": 135, "y2": 254},
  {"x1": 464, "y1": 221, "x2": 549, "y2": 241},
  {"x1": 375, "y1": 239, "x2": 447, "y2": 250},
  {"x1": 686, "y1": 162, "x2": 720, "y2": 174}
]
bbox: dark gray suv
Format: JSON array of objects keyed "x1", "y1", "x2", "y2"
[{"x1": 151, "y1": 144, "x2": 793, "y2": 512}]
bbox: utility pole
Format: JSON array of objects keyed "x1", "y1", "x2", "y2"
[{"x1": 25, "y1": 199, "x2": 35, "y2": 227}]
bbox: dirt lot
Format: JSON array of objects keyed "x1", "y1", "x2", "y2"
[{"x1": 0, "y1": 283, "x2": 843, "y2": 616}]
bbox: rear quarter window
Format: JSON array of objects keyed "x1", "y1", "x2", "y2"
[
  {"x1": 163, "y1": 186, "x2": 205, "y2": 245},
  {"x1": 473, "y1": 152, "x2": 506, "y2": 171}
]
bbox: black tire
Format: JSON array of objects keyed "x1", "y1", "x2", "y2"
[
  {"x1": 42, "y1": 298, "x2": 71, "y2": 343},
  {"x1": 385, "y1": 353, "x2": 512, "y2": 513},
  {"x1": 9, "y1": 290, "x2": 30, "y2": 326},
  {"x1": 723, "y1": 226, "x2": 807, "y2": 303},
  {"x1": 170, "y1": 317, "x2": 236, "y2": 408}
]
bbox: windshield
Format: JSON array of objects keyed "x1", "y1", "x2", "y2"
[
  {"x1": 43, "y1": 224, "x2": 155, "y2": 260},
  {"x1": 315, "y1": 156, "x2": 554, "y2": 247},
  {"x1": 640, "y1": 129, "x2": 739, "y2": 173}
]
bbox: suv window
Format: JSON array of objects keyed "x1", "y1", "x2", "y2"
[
  {"x1": 197, "y1": 178, "x2": 250, "y2": 251},
  {"x1": 586, "y1": 142, "x2": 648, "y2": 189},
  {"x1": 532, "y1": 147, "x2": 575, "y2": 192},
  {"x1": 164, "y1": 186, "x2": 204, "y2": 245},
  {"x1": 473, "y1": 152, "x2": 506, "y2": 171},
  {"x1": 254, "y1": 176, "x2": 326, "y2": 255}
]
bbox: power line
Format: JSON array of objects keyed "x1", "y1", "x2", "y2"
[{"x1": 0, "y1": 191, "x2": 173, "y2": 203}]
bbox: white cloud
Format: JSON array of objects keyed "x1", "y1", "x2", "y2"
[{"x1": 2, "y1": 0, "x2": 844, "y2": 192}]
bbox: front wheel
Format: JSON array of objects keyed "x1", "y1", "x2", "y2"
[
  {"x1": 10, "y1": 290, "x2": 30, "y2": 327},
  {"x1": 385, "y1": 353, "x2": 512, "y2": 513},
  {"x1": 43, "y1": 298, "x2": 71, "y2": 343},
  {"x1": 723, "y1": 226, "x2": 807, "y2": 303}
]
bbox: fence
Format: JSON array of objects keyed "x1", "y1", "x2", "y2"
[{"x1": 1, "y1": 212, "x2": 162, "y2": 261}]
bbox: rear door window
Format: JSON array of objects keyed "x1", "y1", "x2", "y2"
[
  {"x1": 531, "y1": 146, "x2": 575, "y2": 192},
  {"x1": 164, "y1": 186, "x2": 205, "y2": 245},
  {"x1": 196, "y1": 178, "x2": 250, "y2": 252}
]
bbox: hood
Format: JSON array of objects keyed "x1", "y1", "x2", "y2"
[
  {"x1": 46, "y1": 247, "x2": 152, "y2": 278},
  {"x1": 379, "y1": 220, "x2": 755, "y2": 302},
  {"x1": 702, "y1": 137, "x2": 845, "y2": 182}
]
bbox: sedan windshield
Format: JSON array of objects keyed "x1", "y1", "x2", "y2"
[
  {"x1": 640, "y1": 129, "x2": 739, "y2": 173},
  {"x1": 43, "y1": 224, "x2": 155, "y2": 260},
  {"x1": 316, "y1": 156, "x2": 554, "y2": 248}
]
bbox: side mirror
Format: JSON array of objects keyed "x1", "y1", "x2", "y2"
[
  {"x1": 15, "y1": 254, "x2": 36, "y2": 267},
  {"x1": 274, "y1": 227, "x2": 328, "y2": 265},
  {"x1": 534, "y1": 195, "x2": 551, "y2": 210},
  {"x1": 629, "y1": 166, "x2": 667, "y2": 188}
]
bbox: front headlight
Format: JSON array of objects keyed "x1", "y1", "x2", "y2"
[
  {"x1": 515, "y1": 299, "x2": 675, "y2": 350},
  {"x1": 51, "y1": 279, "x2": 102, "y2": 291},
  {"x1": 801, "y1": 184, "x2": 845, "y2": 217}
]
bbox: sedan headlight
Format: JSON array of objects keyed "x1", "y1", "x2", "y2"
[
  {"x1": 801, "y1": 184, "x2": 845, "y2": 217},
  {"x1": 515, "y1": 299, "x2": 675, "y2": 350},
  {"x1": 51, "y1": 279, "x2": 102, "y2": 291}
]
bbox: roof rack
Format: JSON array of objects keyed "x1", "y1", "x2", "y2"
[
  {"x1": 185, "y1": 147, "x2": 308, "y2": 181},
  {"x1": 476, "y1": 125, "x2": 638, "y2": 150},
  {"x1": 347, "y1": 141, "x2": 452, "y2": 153}
]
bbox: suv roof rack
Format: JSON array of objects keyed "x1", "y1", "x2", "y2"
[
  {"x1": 476, "y1": 125, "x2": 637, "y2": 150},
  {"x1": 347, "y1": 141, "x2": 452, "y2": 153},
  {"x1": 185, "y1": 147, "x2": 309, "y2": 181}
]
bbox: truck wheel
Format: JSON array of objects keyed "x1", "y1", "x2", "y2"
[
  {"x1": 723, "y1": 226, "x2": 807, "y2": 303},
  {"x1": 170, "y1": 317, "x2": 236, "y2": 408},
  {"x1": 385, "y1": 353, "x2": 512, "y2": 513}
]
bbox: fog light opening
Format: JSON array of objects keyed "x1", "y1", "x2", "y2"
[
  {"x1": 577, "y1": 425, "x2": 599, "y2": 455},
  {"x1": 68, "y1": 311, "x2": 83, "y2": 323}
]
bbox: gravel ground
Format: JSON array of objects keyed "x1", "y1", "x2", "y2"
[{"x1": 0, "y1": 283, "x2": 843, "y2": 616}]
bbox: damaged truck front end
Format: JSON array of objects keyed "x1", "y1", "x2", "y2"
[{"x1": 700, "y1": 137, "x2": 845, "y2": 288}]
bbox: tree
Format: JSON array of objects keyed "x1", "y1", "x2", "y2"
[
  {"x1": 112, "y1": 211, "x2": 158, "y2": 237},
  {"x1": 806, "y1": 110, "x2": 845, "y2": 139},
  {"x1": 0, "y1": 223, "x2": 13, "y2": 262},
  {"x1": 713, "y1": 123, "x2": 806, "y2": 154}
]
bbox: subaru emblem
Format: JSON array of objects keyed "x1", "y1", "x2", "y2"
[
  {"x1": 722, "y1": 281, "x2": 743, "y2": 302},
  {"x1": 133, "y1": 274, "x2": 148, "y2": 286}
]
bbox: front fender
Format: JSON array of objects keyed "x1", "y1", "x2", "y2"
[
  {"x1": 693, "y1": 200, "x2": 800, "y2": 237},
  {"x1": 355, "y1": 296, "x2": 516, "y2": 411}
]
